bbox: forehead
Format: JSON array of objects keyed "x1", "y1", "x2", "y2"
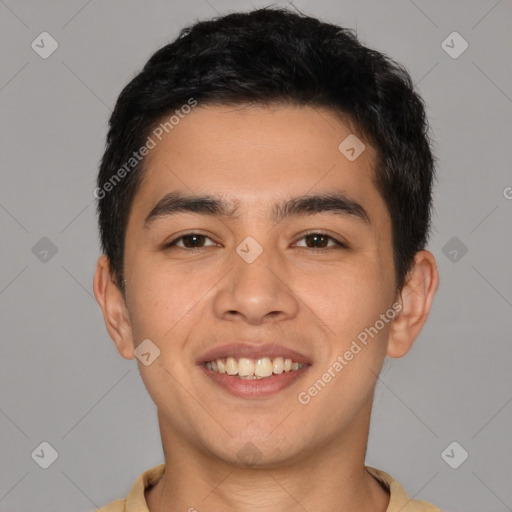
[{"x1": 131, "y1": 104, "x2": 388, "y2": 228}]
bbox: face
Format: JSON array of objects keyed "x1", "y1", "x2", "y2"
[{"x1": 104, "y1": 104, "x2": 402, "y2": 467}]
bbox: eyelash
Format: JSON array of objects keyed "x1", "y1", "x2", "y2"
[{"x1": 164, "y1": 231, "x2": 348, "y2": 251}]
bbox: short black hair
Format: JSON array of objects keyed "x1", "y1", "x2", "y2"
[{"x1": 96, "y1": 6, "x2": 436, "y2": 296}]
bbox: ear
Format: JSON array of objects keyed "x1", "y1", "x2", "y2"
[
  {"x1": 93, "y1": 254, "x2": 135, "y2": 360},
  {"x1": 386, "y1": 250, "x2": 439, "y2": 358}
]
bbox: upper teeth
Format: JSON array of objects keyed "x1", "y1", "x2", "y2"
[{"x1": 205, "y1": 357, "x2": 303, "y2": 379}]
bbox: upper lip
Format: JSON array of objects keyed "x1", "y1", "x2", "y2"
[{"x1": 197, "y1": 343, "x2": 311, "y2": 366}]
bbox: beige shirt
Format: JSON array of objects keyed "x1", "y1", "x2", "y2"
[{"x1": 97, "y1": 464, "x2": 441, "y2": 511}]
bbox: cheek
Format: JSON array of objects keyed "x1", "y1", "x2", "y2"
[
  {"x1": 306, "y1": 262, "x2": 394, "y2": 388},
  {"x1": 302, "y1": 267, "x2": 392, "y2": 410},
  {"x1": 125, "y1": 257, "x2": 197, "y2": 342},
  {"x1": 318, "y1": 260, "x2": 392, "y2": 331}
]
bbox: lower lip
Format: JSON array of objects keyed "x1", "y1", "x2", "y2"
[{"x1": 200, "y1": 365, "x2": 309, "y2": 398}]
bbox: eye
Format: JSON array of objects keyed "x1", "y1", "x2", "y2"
[
  {"x1": 294, "y1": 232, "x2": 348, "y2": 250},
  {"x1": 163, "y1": 231, "x2": 348, "y2": 251},
  {"x1": 165, "y1": 233, "x2": 218, "y2": 249}
]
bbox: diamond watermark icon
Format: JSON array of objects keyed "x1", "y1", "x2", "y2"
[
  {"x1": 338, "y1": 134, "x2": 365, "y2": 161},
  {"x1": 442, "y1": 236, "x2": 468, "y2": 263},
  {"x1": 441, "y1": 32, "x2": 468, "y2": 59},
  {"x1": 32, "y1": 236, "x2": 58, "y2": 263},
  {"x1": 134, "y1": 338, "x2": 161, "y2": 366},
  {"x1": 441, "y1": 441, "x2": 468, "y2": 469},
  {"x1": 236, "y1": 236, "x2": 263, "y2": 264},
  {"x1": 237, "y1": 442, "x2": 263, "y2": 465},
  {"x1": 31, "y1": 32, "x2": 59, "y2": 59},
  {"x1": 31, "y1": 441, "x2": 58, "y2": 469}
]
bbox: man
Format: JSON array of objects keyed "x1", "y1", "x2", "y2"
[{"x1": 93, "y1": 7, "x2": 440, "y2": 511}]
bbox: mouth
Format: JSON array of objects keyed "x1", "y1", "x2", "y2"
[
  {"x1": 197, "y1": 343, "x2": 311, "y2": 398},
  {"x1": 204, "y1": 356, "x2": 304, "y2": 379}
]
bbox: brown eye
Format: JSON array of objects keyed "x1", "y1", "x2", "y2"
[
  {"x1": 305, "y1": 233, "x2": 330, "y2": 248},
  {"x1": 166, "y1": 233, "x2": 216, "y2": 249},
  {"x1": 295, "y1": 232, "x2": 347, "y2": 250}
]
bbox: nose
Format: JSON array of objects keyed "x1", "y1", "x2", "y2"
[{"x1": 212, "y1": 246, "x2": 299, "y2": 325}]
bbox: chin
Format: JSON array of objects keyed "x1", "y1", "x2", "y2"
[{"x1": 205, "y1": 432, "x2": 305, "y2": 469}]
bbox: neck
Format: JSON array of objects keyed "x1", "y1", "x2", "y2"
[{"x1": 145, "y1": 406, "x2": 389, "y2": 512}]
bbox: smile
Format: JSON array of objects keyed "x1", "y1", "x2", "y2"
[{"x1": 205, "y1": 356, "x2": 304, "y2": 379}]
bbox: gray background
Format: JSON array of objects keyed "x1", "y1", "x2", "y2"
[{"x1": 0, "y1": 1, "x2": 511, "y2": 511}]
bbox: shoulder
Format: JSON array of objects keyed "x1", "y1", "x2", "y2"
[
  {"x1": 95, "y1": 463, "x2": 166, "y2": 512},
  {"x1": 365, "y1": 466, "x2": 442, "y2": 512},
  {"x1": 407, "y1": 500, "x2": 443, "y2": 511},
  {"x1": 94, "y1": 498, "x2": 126, "y2": 511}
]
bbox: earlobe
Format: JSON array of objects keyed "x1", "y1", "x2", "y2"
[
  {"x1": 93, "y1": 255, "x2": 135, "y2": 360},
  {"x1": 386, "y1": 250, "x2": 439, "y2": 359}
]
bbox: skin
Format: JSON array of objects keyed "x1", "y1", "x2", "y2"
[{"x1": 94, "y1": 104, "x2": 438, "y2": 512}]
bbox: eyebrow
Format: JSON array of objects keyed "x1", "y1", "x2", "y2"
[{"x1": 143, "y1": 190, "x2": 371, "y2": 229}]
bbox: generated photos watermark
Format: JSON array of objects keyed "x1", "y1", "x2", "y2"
[
  {"x1": 93, "y1": 97, "x2": 198, "y2": 200},
  {"x1": 297, "y1": 301, "x2": 402, "y2": 405}
]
